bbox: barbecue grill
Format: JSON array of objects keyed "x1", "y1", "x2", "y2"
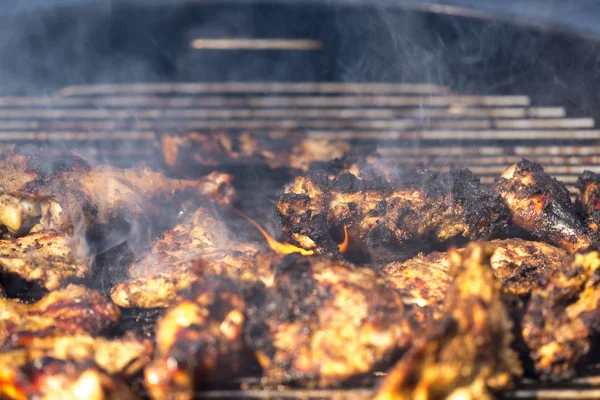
[{"x1": 4, "y1": 1, "x2": 600, "y2": 399}]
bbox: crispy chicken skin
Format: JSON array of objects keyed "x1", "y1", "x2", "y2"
[
  {"x1": 522, "y1": 250, "x2": 600, "y2": 379},
  {"x1": 0, "y1": 230, "x2": 90, "y2": 290},
  {"x1": 110, "y1": 206, "x2": 271, "y2": 308},
  {"x1": 383, "y1": 238, "x2": 566, "y2": 331},
  {"x1": 576, "y1": 170, "x2": 600, "y2": 232},
  {"x1": 0, "y1": 357, "x2": 137, "y2": 400},
  {"x1": 278, "y1": 166, "x2": 510, "y2": 255},
  {"x1": 245, "y1": 255, "x2": 411, "y2": 387},
  {"x1": 494, "y1": 160, "x2": 595, "y2": 253},
  {"x1": 145, "y1": 278, "x2": 248, "y2": 400},
  {"x1": 161, "y1": 131, "x2": 351, "y2": 173},
  {"x1": 375, "y1": 244, "x2": 522, "y2": 400},
  {"x1": 0, "y1": 145, "x2": 236, "y2": 236},
  {"x1": 0, "y1": 284, "x2": 120, "y2": 348}
]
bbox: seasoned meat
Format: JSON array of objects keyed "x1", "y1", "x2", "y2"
[
  {"x1": 110, "y1": 206, "x2": 270, "y2": 308},
  {"x1": 522, "y1": 250, "x2": 600, "y2": 379},
  {"x1": 576, "y1": 170, "x2": 600, "y2": 232},
  {"x1": 0, "y1": 356, "x2": 137, "y2": 400},
  {"x1": 383, "y1": 238, "x2": 566, "y2": 330},
  {"x1": 161, "y1": 131, "x2": 351, "y2": 173},
  {"x1": 494, "y1": 160, "x2": 595, "y2": 252},
  {"x1": 145, "y1": 278, "x2": 248, "y2": 399},
  {"x1": 375, "y1": 244, "x2": 522, "y2": 400},
  {"x1": 0, "y1": 146, "x2": 236, "y2": 236},
  {"x1": 245, "y1": 255, "x2": 411, "y2": 387},
  {"x1": 278, "y1": 166, "x2": 509, "y2": 256},
  {"x1": 0, "y1": 230, "x2": 90, "y2": 290},
  {"x1": 0, "y1": 284, "x2": 120, "y2": 348}
]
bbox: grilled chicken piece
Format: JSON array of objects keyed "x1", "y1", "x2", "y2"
[
  {"x1": 576, "y1": 170, "x2": 600, "y2": 232},
  {"x1": 0, "y1": 146, "x2": 236, "y2": 236},
  {"x1": 0, "y1": 356, "x2": 137, "y2": 400},
  {"x1": 494, "y1": 160, "x2": 594, "y2": 252},
  {"x1": 383, "y1": 238, "x2": 566, "y2": 331},
  {"x1": 145, "y1": 278, "x2": 248, "y2": 399},
  {"x1": 375, "y1": 244, "x2": 522, "y2": 400},
  {"x1": 0, "y1": 230, "x2": 89, "y2": 291},
  {"x1": 522, "y1": 250, "x2": 600, "y2": 379},
  {"x1": 0, "y1": 284, "x2": 120, "y2": 348},
  {"x1": 161, "y1": 131, "x2": 352, "y2": 174},
  {"x1": 278, "y1": 166, "x2": 510, "y2": 256},
  {"x1": 110, "y1": 206, "x2": 270, "y2": 308},
  {"x1": 245, "y1": 255, "x2": 411, "y2": 387}
]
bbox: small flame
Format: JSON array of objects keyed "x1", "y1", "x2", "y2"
[
  {"x1": 338, "y1": 225, "x2": 349, "y2": 253},
  {"x1": 233, "y1": 209, "x2": 314, "y2": 256}
]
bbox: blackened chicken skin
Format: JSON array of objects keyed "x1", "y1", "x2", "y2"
[
  {"x1": 0, "y1": 284, "x2": 120, "y2": 348},
  {"x1": 494, "y1": 160, "x2": 595, "y2": 253},
  {"x1": 161, "y1": 131, "x2": 352, "y2": 174},
  {"x1": 0, "y1": 230, "x2": 90, "y2": 290},
  {"x1": 245, "y1": 255, "x2": 411, "y2": 387},
  {"x1": 522, "y1": 250, "x2": 600, "y2": 379},
  {"x1": 145, "y1": 278, "x2": 248, "y2": 400},
  {"x1": 110, "y1": 206, "x2": 271, "y2": 308},
  {"x1": 383, "y1": 238, "x2": 566, "y2": 332},
  {"x1": 577, "y1": 170, "x2": 600, "y2": 232},
  {"x1": 375, "y1": 244, "x2": 522, "y2": 400},
  {"x1": 278, "y1": 166, "x2": 510, "y2": 256}
]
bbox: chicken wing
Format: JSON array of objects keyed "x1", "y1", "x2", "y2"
[
  {"x1": 144, "y1": 277, "x2": 248, "y2": 399},
  {"x1": 0, "y1": 284, "x2": 120, "y2": 348},
  {"x1": 110, "y1": 206, "x2": 269, "y2": 308},
  {"x1": 245, "y1": 255, "x2": 411, "y2": 387},
  {"x1": 278, "y1": 166, "x2": 510, "y2": 256},
  {"x1": 161, "y1": 131, "x2": 351, "y2": 174},
  {"x1": 522, "y1": 250, "x2": 600, "y2": 379},
  {"x1": 0, "y1": 230, "x2": 90, "y2": 291},
  {"x1": 374, "y1": 243, "x2": 522, "y2": 400},
  {"x1": 494, "y1": 160, "x2": 594, "y2": 252}
]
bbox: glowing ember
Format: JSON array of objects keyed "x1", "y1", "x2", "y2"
[
  {"x1": 338, "y1": 225, "x2": 349, "y2": 253},
  {"x1": 233, "y1": 209, "x2": 314, "y2": 256}
]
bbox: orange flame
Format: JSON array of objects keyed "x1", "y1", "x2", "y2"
[
  {"x1": 233, "y1": 209, "x2": 314, "y2": 256},
  {"x1": 338, "y1": 225, "x2": 349, "y2": 253}
]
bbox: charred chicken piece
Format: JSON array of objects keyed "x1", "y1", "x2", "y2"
[
  {"x1": 110, "y1": 206, "x2": 270, "y2": 308},
  {"x1": 161, "y1": 131, "x2": 352, "y2": 174},
  {"x1": 278, "y1": 166, "x2": 509, "y2": 255},
  {"x1": 383, "y1": 238, "x2": 566, "y2": 332},
  {"x1": 0, "y1": 230, "x2": 89, "y2": 291},
  {"x1": 375, "y1": 244, "x2": 522, "y2": 400},
  {"x1": 576, "y1": 170, "x2": 600, "y2": 232},
  {"x1": 20, "y1": 332, "x2": 153, "y2": 378},
  {"x1": 0, "y1": 356, "x2": 137, "y2": 400},
  {"x1": 0, "y1": 145, "x2": 236, "y2": 236},
  {"x1": 494, "y1": 160, "x2": 594, "y2": 252},
  {"x1": 522, "y1": 250, "x2": 600, "y2": 379},
  {"x1": 0, "y1": 284, "x2": 120, "y2": 348},
  {"x1": 145, "y1": 277, "x2": 248, "y2": 399},
  {"x1": 245, "y1": 255, "x2": 411, "y2": 387}
]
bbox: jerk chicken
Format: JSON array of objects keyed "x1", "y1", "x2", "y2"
[
  {"x1": 383, "y1": 238, "x2": 566, "y2": 331},
  {"x1": 494, "y1": 160, "x2": 595, "y2": 253},
  {"x1": 375, "y1": 244, "x2": 522, "y2": 400},
  {"x1": 160, "y1": 131, "x2": 352, "y2": 174},
  {"x1": 278, "y1": 164, "x2": 510, "y2": 257},
  {"x1": 0, "y1": 229, "x2": 90, "y2": 291},
  {"x1": 245, "y1": 255, "x2": 411, "y2": 387},
  {"x1": 0, "y1": 284, "x2": 120, "y2": 348},
  {"x1": 522, "y1": 250, "x2": 600, "y2": 379},
  {"x1": 110, "y1": 206, "x2": 272, "y2": 308},
  {"x1": 577, "y1": 170, "x2": 600, "y2": 232}
]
